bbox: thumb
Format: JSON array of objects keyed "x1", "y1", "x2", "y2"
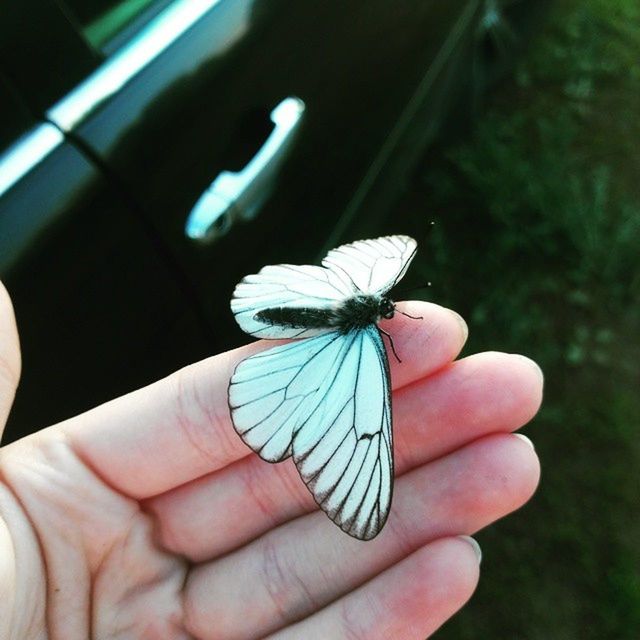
[{"x1": 0, "y1": 281, "x2": 21, "y2": 438}]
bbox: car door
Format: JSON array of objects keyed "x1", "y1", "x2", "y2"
[
  {"x1": 37, "y1": 0, "x2": 484, "y2": 346},
  {"x1": 0, "y1": 3, "x2": 212, "y2": 441}
]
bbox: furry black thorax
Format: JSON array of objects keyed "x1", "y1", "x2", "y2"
[{"x1": 255, "y1": 295, "x2": 395, "y2": 334}]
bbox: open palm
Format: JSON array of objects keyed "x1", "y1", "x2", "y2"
[{"x1": 0, "y1": 283, "x2": 542, "y2": 639}]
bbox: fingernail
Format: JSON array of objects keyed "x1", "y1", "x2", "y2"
[
  {"x1": 513, "y1": 433, "x2": 535, "y2": 450},
  {"x1": 450, "y1": 310, "x2": 468, "y2": 344},
  {"x1": 458, "y1": 535, "x2": 482, "y2": 564}
]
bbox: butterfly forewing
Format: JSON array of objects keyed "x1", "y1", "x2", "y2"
[
  {"x1": 321, "y1": 235, "x2": 417, "y2": 295},
  {"x1": 231, "y1": 264, "x2": 353, "y2": 339}
]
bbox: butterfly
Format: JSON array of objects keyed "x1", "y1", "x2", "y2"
[{"x1": 228, "y1": 235, "x2": 418, "y2": 540}]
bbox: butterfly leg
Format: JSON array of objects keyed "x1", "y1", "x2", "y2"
[{"x1": 378, "y1": 327, "x2": 402, "y2": 363}]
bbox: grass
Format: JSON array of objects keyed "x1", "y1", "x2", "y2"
[{"x1": 380, "y1": 0, "x2": 640, "y2": 636}]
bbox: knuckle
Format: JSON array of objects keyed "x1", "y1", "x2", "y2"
[
  {"x1": 260, "y1": 535, "x2": 294, "y2": 624},
  {"x1": 259, "y1": 535, "x2": 319, "y2": 625},
  {"x1": 241, "y1": 459, "x2": 281, "y2": 527},
  {"x1": 170, "y1": 365, "x2": 236, "y2": 470},
  {"x1": 340, "y1": 596, "x2": 374, "y2": 640},
  {"x1": 384, "y1": 511, "x2": 416, "y2": 559}
]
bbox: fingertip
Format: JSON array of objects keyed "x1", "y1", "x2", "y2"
[
  {"x1": 484, "y1": 432, "x2": 541, "y2": 511},
  {"x1": 448, "y1": 308, "x2": 469, "y2": 345},
  {"x1": 508, "y1": 354, "x2": 544, "y2": 426},
  {"x1": 388, "y1": 302, "x2": 469, "y2": 388},
  {"x1": 457, "y1": 535, "x2": 482, "y2": 564},
  {"x1": 0, "y1": 280, "x2": 21, "y2": 429},
  {"x1": 513, "y1": 432, "x2": 535, "y2": 450},
  {"x1": 422, "y1": 537, "x2": 481, "y2": 607},
  {"x1": 0, "y1": 280, "x2": 21, "y2": 381},
  {"x1": 396, "y1": 300, "x2": 468, "y2": 347},
  {"x1": 442, "y1": 433, "x2": 540, "y2": 523},
  {"x1": 378, "y1": 538, "x2": 480, "y2": 636},
  {"x1": 468, "y1": 351, "x2": 544, "y2": 429},
  {"x1": 509, "y1": 433, "x2": 541, "y2": 500}
]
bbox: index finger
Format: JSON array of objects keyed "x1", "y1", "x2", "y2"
[{"x1": 61, "y1": 301, "x2": 467, "y2": 498}]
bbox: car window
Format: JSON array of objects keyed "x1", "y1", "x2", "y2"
[{"x1": 60, "y1": 0, "x2": 175, "y2": 55}]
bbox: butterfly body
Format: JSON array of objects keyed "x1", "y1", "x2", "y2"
[
  {"x1": 255, "y1": 294, "x2": 395, "y2": 334},
  {"x1": 229, "y1": 235, "x2": 417, "y2": 540}
]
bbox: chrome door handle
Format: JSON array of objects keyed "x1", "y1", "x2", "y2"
[{"x1": 185, "y1": 96, "x2": 305, "y2": 242}]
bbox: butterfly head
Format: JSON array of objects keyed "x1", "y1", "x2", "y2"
[{"x1": 379, "y1": 297, "x2": 395, "y2": 320}]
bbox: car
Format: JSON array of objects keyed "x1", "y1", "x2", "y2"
[{"x1": 0, "y1": 0, "x2": 543, "y2": 442}]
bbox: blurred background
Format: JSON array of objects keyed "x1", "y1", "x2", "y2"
[
  {"x1": 416, "y1": 0, "x2": 640, "y2": 640},
  {"x1": 397, "y1": 1, "x2": 640, "y2": 637},
  {"x1": 1, "y1": 0, "x2": 638, "y2": 637}
]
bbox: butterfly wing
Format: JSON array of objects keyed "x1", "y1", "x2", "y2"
[
  {"x1": 229, "y1": 235, "x2": 415, "y2": 539},
  {"x1": 321, "y1": 234, "x2": 417, "y2": 295},
  {"x1": 231, "y1": 235, "x2": 417, "y2": 339},
  {"x1": 228, "y1": 331, "x2": 348, "y2": 462},
  {"x1": 292, "y1": 325, "x2": 393, "y2": 540},
  {"x1": 231, "y1": 264, "x2": 353, "y2": 339},
  {"x1": 229, "y1": 326, "x2": 393, "y2": 540}
]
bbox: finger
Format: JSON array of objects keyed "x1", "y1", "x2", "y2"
[
  {"x1": 0, "y1": 281, "x2": 21, "y2": 434},
  {"x1": 394, "y1": 350, "x2": 543, "y2": 470},
  {"x1": 266, "y1": 537, "x2": 480, "y2": 640},
  {"x1": 62, "y1": 301, "x2": 466, "y2": 498},
  {"x1": 148, "y1": 352, "x2": 542, "y2": 560},
  {"x1": 182, "y1": 434, "x2": 539, "y2": 639}
]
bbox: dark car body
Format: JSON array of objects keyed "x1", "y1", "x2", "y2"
[{"x1": 0, "y1": 0, "x2": 539, "y2": 441}]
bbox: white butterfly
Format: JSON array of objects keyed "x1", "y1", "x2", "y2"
[{"x1": 228, "y1": 235, "x2": 418, "y2": 540}]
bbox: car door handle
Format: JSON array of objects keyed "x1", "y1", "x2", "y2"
[{"x1": 185, "y1": 96, "x2": 305, "y2": 242}]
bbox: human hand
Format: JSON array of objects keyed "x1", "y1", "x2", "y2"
[{"x1": 0, "y1": 282, "x2": 542, "y2": 639}]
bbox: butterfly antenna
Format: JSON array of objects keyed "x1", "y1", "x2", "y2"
[
  {"x1": 379, "y1": 327, "x2": 402, "y2": 363},
  {"x1": 394, "y1": 281, "x2": 432, "y2": 297}
]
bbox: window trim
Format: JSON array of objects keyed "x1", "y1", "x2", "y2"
[{"x1": 48, "y1": 0, "x2": 223, "y2": 132}]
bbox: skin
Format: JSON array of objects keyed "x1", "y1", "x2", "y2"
[{"x1": 0, "y1": 280, "x2": 543, "y2": 639}]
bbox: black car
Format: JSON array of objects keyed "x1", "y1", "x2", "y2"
[{"x1": 0, "y1": 0, "x2": 541, "y2": 441}]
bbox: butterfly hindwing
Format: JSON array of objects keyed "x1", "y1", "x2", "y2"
[
  {"x1": 228, "y1": 331, "x2": 347, "y2": 462},
  {"x1": 229, "y1": 325, "x2": 393, "y2": 540},
  {"x1": 292, "y1": 326, "x2": 393, "y2": 540}
]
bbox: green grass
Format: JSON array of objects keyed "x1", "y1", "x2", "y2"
[{"x1": 384, "y1": 0, "x2": 640, "y2": 636}]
